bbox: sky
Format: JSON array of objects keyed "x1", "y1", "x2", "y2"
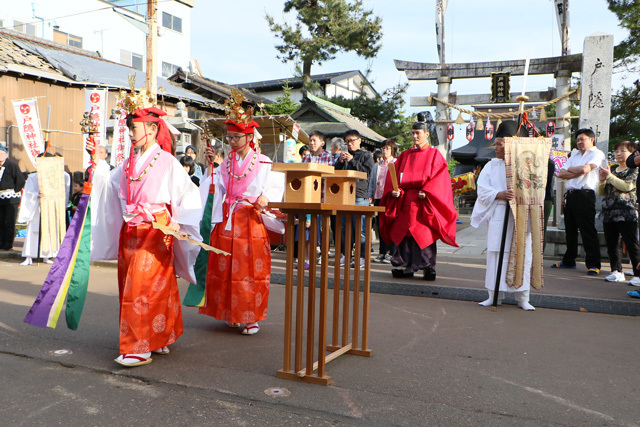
[{"x1": 190, "y1": 1, "x2": 629, "y2": 146}]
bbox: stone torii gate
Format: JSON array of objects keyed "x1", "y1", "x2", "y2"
[
  {"x1": 397, "y1": 0, "x2": 582, "y2": 161},
  {"x1": 396, "y1": 31, "x2": 615, "y2": 230},
  {"x1": 395, "y1": 54, "x2": 582, "y2": 161}
]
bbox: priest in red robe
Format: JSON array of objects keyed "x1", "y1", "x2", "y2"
[{"x1": 380, "y1": 121, "x2": 458, "y2": 280}]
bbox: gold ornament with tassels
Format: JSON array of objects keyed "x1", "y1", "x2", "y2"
[
  {"x1": 224, "y1": 89, "x2": 255, "y2": 125},
  {"x1": 118, "y1": 74, "x2": 156, "y2": 115}
]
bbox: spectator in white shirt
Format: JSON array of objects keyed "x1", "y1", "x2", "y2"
[{"x1": 551, "y1": 128, "x2": 604, "y2": 275}]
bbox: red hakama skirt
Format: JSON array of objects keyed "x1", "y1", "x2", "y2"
[
  {"x1": 117, "y1": 210, "x2": 183, "y2": 354},
  {"x1": 200, "y1": 205, "x2": 271, "y2": 323}
]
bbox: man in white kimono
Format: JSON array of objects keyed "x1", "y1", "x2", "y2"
[
  {"x1": 17, "y1": 165, "x2": 70, "y2": 265},
  {"x1": 471, "y1": 121, "x2": 535, "y2": 310}
]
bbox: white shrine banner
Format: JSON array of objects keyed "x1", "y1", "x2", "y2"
[
  {"x1": 12, "y1": 99, "x2": 44, "y2": 168},
  {"x1": 111, "y1": 98, "x2": 130, "y2": 167},
  {"x1": 84, "y1": 89, "x2": 108, "y2": 168}
]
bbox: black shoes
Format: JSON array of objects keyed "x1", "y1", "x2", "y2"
[
  {"x1": 391, "y1": 268, "x2": 414, "y2": 279},
  {"x1": 423, "y1": 268, "x2": 436, "y2": 281}
]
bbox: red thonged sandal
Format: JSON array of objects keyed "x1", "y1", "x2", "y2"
[
  {"x1": 242, "y1": 324, "x2": 260, "y2": 335},
  {"x1": 114, "y1": 354, "x2": 153, "y2": 367}
]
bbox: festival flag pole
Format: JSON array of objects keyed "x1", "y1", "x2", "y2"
[
  {"x1": 491, "y1": 57, "x2": 530, "y2": 311},
  {"x1": 183, "y1": 121, "x2": 215, "y2": 307},
  {"x1": 35, "y1": 131, "x2": 48, "y2": 267},
  {"x1": 24, "y1": 112, "x2": 97, "y2": 330}
]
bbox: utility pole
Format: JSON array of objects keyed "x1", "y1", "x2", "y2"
[{"x1": 146, "y1": 0, "x2": 158, "y2": 99}]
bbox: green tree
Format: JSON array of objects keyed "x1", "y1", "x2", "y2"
[
  {"x1": 263, "y1": 83, "x2": 300, "y2": 116},
  {"x1": 266, "y1": 0, "x2": 383, "y2": 93},
  {"x1": 607, "y1": 0, "x2": 640, "y2": 72},
  {"x1": 609, "y1": 80, "x2": 640, "y2": 145},
  {"x1": 607, "y1": 1, "x2": 640, "y2": 143},
  {"x1": 327, "y1": 82, "x2": 413, "y2": 148}
]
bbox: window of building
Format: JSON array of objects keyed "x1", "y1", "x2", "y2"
[
  {"x1": 13, "y1": 20, "x2": 37, "y2": 36},
  {"x1": 53, "y1": 29, "x2": 83, "y2": 48},
  {"x1": 104, "y1": 0, "x2": 146, "y2": 16},
  {"x1": 162, "y1": 61, "x2": 179, "y2": 78},
  {"x1": 162, "y1": 12, "x2": 182, "y2": 33},
  {"x1": 120, "y1": 50, "x2": 144, "y2": 71}
]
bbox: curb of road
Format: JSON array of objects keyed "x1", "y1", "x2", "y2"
[
  {"x1": 268, "y1": 272, "x2": 640, "y2": 317},
  {"x1": 3, "y1": 252, "x2": 637, "y2": 316}
]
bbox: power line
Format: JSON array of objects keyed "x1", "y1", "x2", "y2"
[{"x1": 2, "y1": 1, "x2": 174, "y2": 31}]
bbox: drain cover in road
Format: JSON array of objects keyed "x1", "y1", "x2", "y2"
[{"x1": 264, "y1": 387, "x2": 290, "y2": 397}]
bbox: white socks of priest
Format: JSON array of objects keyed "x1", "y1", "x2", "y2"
[
  {"x1": 479, "y1": 291, "x2": 504, "y2": 306},
  {"x1": 515, "y1": 290, "x2": 535, "y2": 311}
]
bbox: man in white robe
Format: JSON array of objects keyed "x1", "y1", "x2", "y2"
[
  {"x1": 471, "y1": 121, "x2": 535, "y2": 310},
  {"x1": 17, "y1": 170, "x2": 70, "y2": 265}
]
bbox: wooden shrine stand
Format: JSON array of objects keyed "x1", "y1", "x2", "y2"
[{"x1": 271, "y1": 164, "x2": 384, "y2": 386}]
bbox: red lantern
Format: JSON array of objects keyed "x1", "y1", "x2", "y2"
[
  {"x1": 466, "y1": 123, "x2": 474, "y2": 142},
  {"x1": 484, "y1": 121, "x2": 494, "y2": 140},
  {"x1": 446, "y1": 124, "x2": 454, "y2": 141},
  {"x1": 546, "y1": 121, "x2": 555, "y2": 137}
]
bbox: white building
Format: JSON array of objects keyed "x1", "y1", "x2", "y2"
[
  {"x1": 238, "y1": 70, "x2": 379, "y2": 103},
  {"x1": 0, "y1": 0, "x2": 194, "y2": 78}
]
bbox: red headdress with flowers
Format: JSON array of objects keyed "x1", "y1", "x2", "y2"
[{"x1": 117, "y1": 77, "x2": 172, "y2": 182}]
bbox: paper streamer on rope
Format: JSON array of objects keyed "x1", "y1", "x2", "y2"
[
  {"x1": 24, "y1": 184, "x2": 93, "y2": 330},
  {"x1": 503, "y1": 137, "x2": 552, "y2": 291}
]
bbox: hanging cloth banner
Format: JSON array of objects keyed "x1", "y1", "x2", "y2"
[
  {"x1": 504, "y1": 136, "x2": 552, "y2": 291},
  {"x1": 24, "y1": 182, "x2": 93, "y2": 330},
  {"x1": 36, "y1": 156, "x2": 66, "y2": 257},
  {"x1": 12, "y1": 99, "x2": 45, "y2": 168},
  {"x1": 435, "y1": 0, "x2": 448, "y2": 65},
  {"x1": 84, "y1": 89, "x2": 108, "y2": 168},
  {"x1": 111, "y1": 98, "x2": 131, "y2": 168}
]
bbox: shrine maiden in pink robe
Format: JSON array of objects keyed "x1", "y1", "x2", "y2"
[{"x1": 89, "y1": 142, "x2": 202, "y2": 354}]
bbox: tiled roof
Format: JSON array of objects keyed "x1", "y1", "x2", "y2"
[
  {"x1": 237, "y1": 70, "x2": 363, "y2": 90},
  {"x1": 292, "y1": 93, "x2": 385, "y2": 146},
  {"x1": 0, "y1": 32, "x2": 61, "y2": 74},
  {"x1": 0, "y1": 29, "x2": 214, "y2": 107},
  {"x1": 169, "y1": 68, "x2": 273, "y2": 105}
]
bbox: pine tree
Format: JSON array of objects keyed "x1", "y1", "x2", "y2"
[
  {"x1": 607, "y1": 1, "x2": 640, "y2": 142},
  {"x1": 263, "y1": 83, "x2": 300, "y2": 116},
  {"x1": 327, "y1": 82, "x2": 413, "y2": 148},
  {"x1": 266, "y1": 0, "x2": 383, "y2": 93},
  {"x1": 607, "y1": 0, "x2": 640, "y2": 71}
]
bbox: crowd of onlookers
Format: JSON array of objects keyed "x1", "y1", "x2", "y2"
[
  {"x1": 292, "y1": 130, "x2": 399, "y2": 270},
  {"x1": 3, "y1": 126, "x2": 640, "y2": 303}
]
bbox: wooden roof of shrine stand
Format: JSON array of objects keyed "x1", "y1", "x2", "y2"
[{"x1": 197, "y1": 115, "x2": 309, "y2": 162}]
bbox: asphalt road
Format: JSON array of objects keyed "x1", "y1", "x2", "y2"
[{"x1": 1, "y1": 260, "x2": 640, "y2": 426}]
